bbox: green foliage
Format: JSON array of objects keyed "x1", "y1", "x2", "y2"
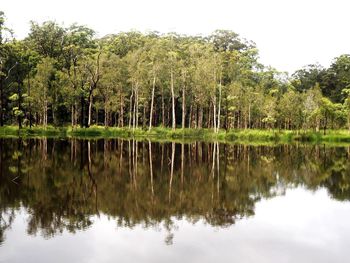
[{"x1": 0, "y1": 12, "x2": 350, "y2": 133}]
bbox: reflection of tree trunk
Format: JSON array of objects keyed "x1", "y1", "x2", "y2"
[
  {"x1": 119, "y1": 140, "x2": 123, "y2": 175},
  {"x1": 216, "y1": 142, "x2": 220, "y2": 197},
  {"x1": 128, "y1": 140, "x2": 132, "y2": 181},
  {"x1": 161, "y1": 143, "x2": 164, "y2": 174},
  {"x1": 169, "y1": 142, "x2": 175, "y2": 202},
  {"x1": 42, "y1": 138, "x2": 47, "y2": 161},
  {"x1": 0, "y1": 139, "x2": 3, "y2": 178},
  {"x1": 88, "y1": 141, "x2": 92, "y2": 170},
  {"x1": 211, "y1": 142, "x2": 216, "y2": 179},
  {"x1": 104, "y1": 140, "x2": 108, "y2": 168},
  {"x1": 188, "y1": 143, "x2": 192, "y2": 168},
  {"x1": 87, "y1": 141, "x2": 99, "y2": 215},
  {"x1": 181, "y1": 143, "x2": 184, "y2": 185},
  {"x1": 198, "y1": 142, "x2": 202, "y2": 162},
  {"x1": 247, "y1": 145, "x2": 250, "y2": 175},
  {"x1": 148, "y1": 140, "x2": 154, "y2": 197},
  {"x1": 132, "y1": 140, "x2": 138, "y2": 188},
  {"x1": 70, "y1": 139, "x2": 74, "y2": 162}
]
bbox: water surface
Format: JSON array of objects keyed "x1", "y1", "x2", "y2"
[{"x1": 0, "y1": 138, "x2": 350, "y2": 262}]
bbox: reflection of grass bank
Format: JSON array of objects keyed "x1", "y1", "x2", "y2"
[{"x1": 1, "y1": 125, "x2": 350, "y2": 144}]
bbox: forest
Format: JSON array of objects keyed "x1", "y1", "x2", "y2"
[{"x1": 1, "y1": 11, "x2": 350, "y2": 133}]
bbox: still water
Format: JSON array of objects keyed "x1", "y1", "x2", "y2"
[{"x1": 0, "y1": 138, "x2": 350, "y2": 262}]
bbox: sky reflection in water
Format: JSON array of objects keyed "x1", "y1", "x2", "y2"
[{"x1": 0, "y1": 138, "x2": 349, "y2": 262}]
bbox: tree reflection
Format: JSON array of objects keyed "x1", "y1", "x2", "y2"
[{"x1": 0, "y1": 139, "x2": 350, "y2": 244}]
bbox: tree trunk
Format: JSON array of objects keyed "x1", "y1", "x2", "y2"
[
  {"x1": 149, "y1": 75, "x2": 156, "y2": 130},
  {"x1": 161, "y1": 86, "x2": 165, "y2": 127},
  {"x1": 44, "y1": 99, "x2": 48, "y2": 127},
  {"x1": 71, "y1": 104, "x2": 75, "y2": 127},
  {"x1": 0, "y1": 77, "x2": 4, "y2": 126},
  {"x1": 143, "y1": 101, "x2": 146, "y2": 129},
  {"x1": 128, "y1": 90, "x2": 133, "y2": 129},
  {"x1": 182, "y1": 84, "x2": 186, "y2": 129},
  {"x1": 170, "y1": 69, "x2": 176, "y2": 130},
  {"x1": 182, "y1": 75, "x2": 186, "y2": 129},
  {"x1": 80, "y1": 96, "x2": 85, "y2": 128},
  {"x1": 135, "y1": 87, "x2": 139, "y2": 129},
  {"x1": 17, "y1": 76, "x2": 22, "y2": 129},
  {"x1": 198, "y1": 106, "x2": 203, "y2": 129},
  {"x1": 119, "y1": 92, "x2": 124, "y2": 127},
  {"x1": 104, "y1": 102, "x2": 108, "y2": 127},
  {"x1": 217, "y1": 73, "x2": 222, "y2": 133},
  {"x1": 213, "y1": 98, "x2": 217, "y2": 132},
  {"x1": 27, "y1": 73, "x2": 32, "y2": 128},
  {"x1": 88, "y1": 90, "x2": 93, "y2": 127},
  {"x1": 188, "y1": 104, "x2": 192, "y2": 128},
  {"x1": 248, "y1": 104, "x2": 251, "y2": 129}
]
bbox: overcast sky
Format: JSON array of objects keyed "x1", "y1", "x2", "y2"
[{"x1": 2, "y1": 0, "x2": 349, "y2": 73}]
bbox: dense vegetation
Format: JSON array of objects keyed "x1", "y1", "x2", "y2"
[{"x1": 1, "y1": 11, "x2": 350, "y2": 133}]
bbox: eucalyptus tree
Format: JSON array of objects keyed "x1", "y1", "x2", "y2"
[
  {"x1": 278, "y1": 88, "x2": 304, "y2": 130},
  {"x1": 291, "y1": 64, "x2": 325, "y2": 93},
  {"x1": 324, "y1": 55, "x2": 350, "y2": 103},
  {"x1": 343, "y1": 89, "x2": 350, "y2": 131},
  {"x1": 144, "y1": 36, "x2": 166, "y2": 130},
  {"x1": 165, "y1": 33, "x2": 181, "y2": 130},
  {"x1": 190, "y1": 42, "x2": 213, "y2": 128},
  {"x1": 126, "y1": 47, "x2": 148, "y2": 130},
  {"x1": 6, "y1": 41, "x2": 37, "y2": 128},
  {"x1": 27, "y1": 21, "x2": 65, "y2": 61},
  {"x1": 303, "y1": 84, "x2": 323, "y2": 131},
  {"x1": 98, "y1": 52, "x2": 126, "y2": 126},
  {"x1": 86, "y1": 46, "x2": 101, "y2": 127},
  {"x1": 0, "y1": 11, "x2": 14, "y2": 126},
  {"x1": 176, "y1": 37, "x2": 195, "y2": 129},
  {"x1": 31, "y1": 57, "x2": 56, "y2": 126},
  {"x1": 2, "y1": 15, "x2": 350, "y2": 131},
  {"x1": 61, "y1": 24, "x2": 96, "y2": 127}
]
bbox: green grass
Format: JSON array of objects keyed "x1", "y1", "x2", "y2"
[{"x1": 1, "y1": 125, "x2": 350, "y2": 144}]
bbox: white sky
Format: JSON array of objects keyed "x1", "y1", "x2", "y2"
[{"x1": 2, "y1": 0, "x2": 350, "y2": 73}]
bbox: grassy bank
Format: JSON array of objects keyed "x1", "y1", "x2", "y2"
[{"x1": 1, "y1": 125, "x2": 350, "y2": 143}]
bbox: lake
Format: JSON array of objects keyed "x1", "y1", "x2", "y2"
[{"x1": 0, "y1": 138, "x2": 350, "y2": 262}]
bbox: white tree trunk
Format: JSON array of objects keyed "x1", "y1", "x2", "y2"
[
  {"x1": 149, "y1": 76, "x2": 156, "y2": 131},
  {"x1": 170, "y1": 69, "x2": 176, "y2": 130}
]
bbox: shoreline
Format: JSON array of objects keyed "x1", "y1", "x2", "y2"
[{"x1": 1, "y1": 126, "x2": 350, "y2": 144}]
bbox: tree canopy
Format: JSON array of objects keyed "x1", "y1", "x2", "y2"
[{"x1": 1, "y1": 12, "x2": 350, "y2": 132}]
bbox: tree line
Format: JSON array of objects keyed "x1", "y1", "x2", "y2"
[{"x1": 1, "y1": 11, "x2": 350, "y2": 132}]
